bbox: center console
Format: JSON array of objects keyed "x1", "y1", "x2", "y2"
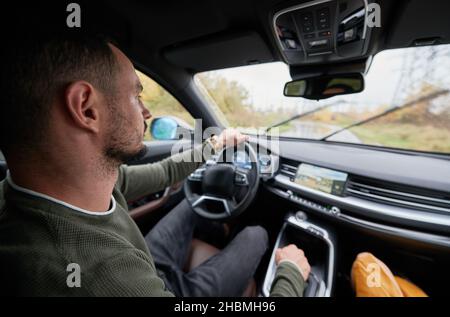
[{"x1": 262, "y1": 211, "x2": 337, "y2": 297}]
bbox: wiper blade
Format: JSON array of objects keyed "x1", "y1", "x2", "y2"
[
  {"x1": 320, "y1": 89, "x2": 449, "y2": 141},
  {"x1": 265, "y1": 101, "x2": 344, "y2": 134}
]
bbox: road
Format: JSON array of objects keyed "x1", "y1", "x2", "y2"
[{"x1": 288, "y1": 121, "x2": 362, "y2": 143}]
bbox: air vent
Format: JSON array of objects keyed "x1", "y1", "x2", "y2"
[
  {"x1": 280, "y1": 163, "x2": 298, "y2": 179},
  {"x1": 346, "y1": 177, "x2": 450, "y2": 214}
]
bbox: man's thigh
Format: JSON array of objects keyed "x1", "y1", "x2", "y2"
[
  {"x1": 180, "y1": 225, "x2": 269, "y2": 297},
  {"x1": 145, "y1": 199, "x2": 198, "y2": 270},
  {"x1": 145, "y1": 200, "x2": 269, "y2": 297}
]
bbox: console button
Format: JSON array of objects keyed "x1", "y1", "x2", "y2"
[
  {"x1": 317, "y1": 8, "x2": 331, "y2": 30},
  {"x1": 300, "y1": 12, "x2": 315, "y2": 33},
  {"x1": 318, "y1": 17, "x2": 328, "y2": 24},
  {"x1": 317, "y1": 8, "x2": 330, "y2": 19},
  {"x1": 330, "y1": 206, "x2": 341, "y2": 216},
  {"x1": 308, "y1": 39, "x2": 329, "y2": 49},
  {"x1": 300, "y1": 12, "x2": 314, "y2": 23},
  {"x1": 295, "y1": 211, "x2": 308, "y2": 221},
  {"x1": 319, "y1": 31, "x2": 332, "y2": 37},
  {"x1": 303, "y1": 25, "x2": 314, "y2": 33},
  {"x1": 318, "y1": 22, "x2": 330, "y2": 30}
]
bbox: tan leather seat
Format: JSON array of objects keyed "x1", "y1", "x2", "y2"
[
  {"x1": 351, "y1": 252, "x2": 428, "y2": 297},
  {"x1": 184, "y1": 238, "x2": 257, "y2": 297}
]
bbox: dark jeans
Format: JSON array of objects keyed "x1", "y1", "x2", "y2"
[{"x1": 144, "y1": 199, "x2": 269, "y2": 297}]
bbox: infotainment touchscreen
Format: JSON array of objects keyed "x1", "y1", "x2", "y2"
[{"x1": 295, "y1": 163, "x2": 348, "y2": 196}]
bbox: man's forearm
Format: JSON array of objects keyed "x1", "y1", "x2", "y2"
[
  {"x1": 151, "y1": 141, "x2": 215, "y2": 187},
  {"x1": 117, "y1": 141, "x2": 216, "y2": 202}
]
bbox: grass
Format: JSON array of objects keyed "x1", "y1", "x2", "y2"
[{"x1": 351, "y1": 123, "x2": 450, "y2": 154}]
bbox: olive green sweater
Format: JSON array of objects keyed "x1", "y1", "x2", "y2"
[{"x1": 0, "y1": 143, "x2": 304, "y2": 296}]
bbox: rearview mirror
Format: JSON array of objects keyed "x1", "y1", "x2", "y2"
[{"x1": 284, "y1": 73, "x2": 364, "y2": 100}]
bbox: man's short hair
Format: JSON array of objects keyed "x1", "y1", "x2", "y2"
[{"x1": 0, "y1": 32, "x2": 119, "y2": 157}]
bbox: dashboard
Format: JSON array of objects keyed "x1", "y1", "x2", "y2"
[
  {"x1": 248, "y1": 138, "x2": 450, "y2": 249},
  {"x1": 230, "y1": 150, "x2": 279, "y2": 179},
  {"x1": 232, "y1": 150, "x2": 252, "y2": 169},
  {"x1": 188, "y1": 138, "x2": 450, "y2": 248}
]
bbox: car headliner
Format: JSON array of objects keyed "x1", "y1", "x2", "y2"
[
  {"x1": 97, "y1": 0, "x2": 450, "y2": 71},
  {"x1": 94, "y1": 0, "x2": 450, "y2": 125}
]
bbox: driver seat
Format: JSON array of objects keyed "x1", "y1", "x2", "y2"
[{"x1": 184, "y1": 238, "x2": 257, "y2": 297}]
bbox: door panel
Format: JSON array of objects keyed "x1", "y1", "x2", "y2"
[{"x1": 126, "y1": 140, "x2": 194, "y2": 228}]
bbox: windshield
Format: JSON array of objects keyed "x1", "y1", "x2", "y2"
[{"x1": 194, "y1": 45, "x2": 450, "y2": 154}]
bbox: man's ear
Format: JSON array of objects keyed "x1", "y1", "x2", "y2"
[{"x1": 64, "y1": 81, "x2": 100, "y2": 133}]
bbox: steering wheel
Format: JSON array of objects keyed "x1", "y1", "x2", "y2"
[{"x1": 184, "y1": 142, "x2": 260, "y2": 221}]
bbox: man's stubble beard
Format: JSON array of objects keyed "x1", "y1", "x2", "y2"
[{"x1": 102, "y1": 103, "x2": 148, "y2": 173}]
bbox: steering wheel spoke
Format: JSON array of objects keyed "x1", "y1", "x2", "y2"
[
  {"x1": 188, "y1": 158, "x2": 221, "y2": 182},
  {"x1": 192, "y1": 195, "x2": 236, "y2": 216},
  {"x1": 188, "y1": 167, "x2": 206, "y2": 182},
  {"x1": 234, "y1": 168, "x2": 250, "y2": 186}
]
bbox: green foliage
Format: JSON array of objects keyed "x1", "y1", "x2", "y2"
[
  {"x1": 136, "y1": 71, "x2": 195, "y2": 140},
  {"x1": 196, "y1": 73, "x2": 289, "y2": 129},
  {"x1": 352, "y1": 123, "x2": 450, "y2": 153},
  {"x1": 348, "y1": 89, "x2": 450, "y2": 153}
]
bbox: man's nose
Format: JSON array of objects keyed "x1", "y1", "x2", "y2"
[{"x1": 142, "y1": 104, "x2": 152, "y2": 120}]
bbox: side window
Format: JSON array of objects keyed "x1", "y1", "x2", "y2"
[{"x1": 136, "y1": 70, "x2": 195, "y2": 141}]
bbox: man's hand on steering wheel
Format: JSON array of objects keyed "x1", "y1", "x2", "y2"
[{"x1": 210, "y1": 128, "x2": 249, "y2": 152}]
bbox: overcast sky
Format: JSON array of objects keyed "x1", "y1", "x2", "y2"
[{"x1": 200, "y1": 45, "x2": 450, "y2": 114}]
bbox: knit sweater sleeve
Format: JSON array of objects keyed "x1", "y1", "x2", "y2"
[
  {"x1": 269, "y1": 262, "x2": 306, "y2": 297},
  {"x1": 85, "y1": 249, "x2": 175, "y2": 297},
  {"x1": 116, "y1": 141, "x2": 215, "y2": 202}
]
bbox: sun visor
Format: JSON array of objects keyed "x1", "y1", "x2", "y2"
[
  {"x1": 386, "y1": 1, "x2": 450, "y2": 48},
  {"x1": 289, "y1": 58, "x2": 370, "y2": 80},
  {"x1": 164, "y1": 31, "x2": 274, "y2": 72}
]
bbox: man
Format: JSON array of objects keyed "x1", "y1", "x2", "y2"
[{"x1": 0, "y1": 33, "x2": 310, "y2": 296}]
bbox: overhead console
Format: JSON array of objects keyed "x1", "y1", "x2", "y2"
[{"x1": 273, "y1": 0, "x2": 372, "y2": 65}]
